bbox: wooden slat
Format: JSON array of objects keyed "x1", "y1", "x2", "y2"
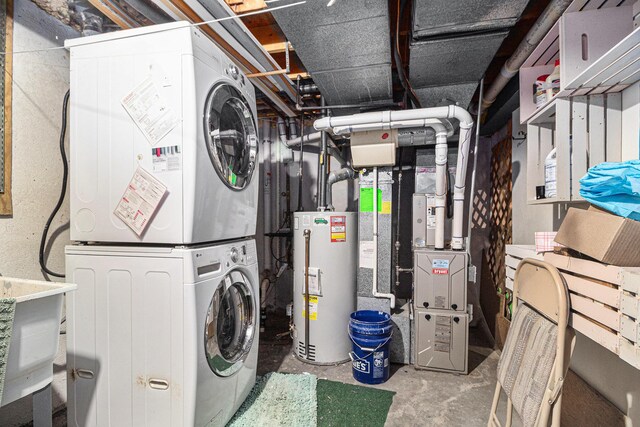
[
  {"x1": 546, "y1": 252, "x2": 622, "y2": 284},
  {"x1": 506, "y1": 277, "x2": 514, "y2": 292},
  {"x1": 620, "y1": 316, "x2": 638, "y2": 343},
  {"x1": 570, "y1": 293, "x2": 620, "y2": 331},
  {"x1": 505, "y1": 245, "x2": 542, "y2": 260},
  {"x1": 588, "y1": 94, "x2": 606, "y2": 166},
  {"x1": 262, "y1": 41, "x2": 293, "y2": 54},
  {"x1": 562, "y1": 273, "x2": 620, "y2": 308},
  {"x1": 571, "y1": 312, "x2": 619, "y2": 353},
  {"x1": 621, "y1": 294, "x2": 640, "y2": 319},
  {"x1": 566, "y1": 27, "x2": 640, "y2": 93},
  {"x1": 0, "y1": 0, "x2": 12, "y2": 216},
  {"x1": 506, "y1": 267, "x2": 515, "y2": 281},
  {"x1": 571, "y1": 96, "x2": 588, "y2": 199},
  {"x1": 505, "y1": 256, "x2": 520, "y2": 270},
  {"x1": 555, "y1": 98, "x2": 572, "y2": 200},
  {"x1": 88, "y1": 0, "x2": 136, "y2": 28},
  {"x1": 606, "y1": 92, "x2": 623, "y2": 161},
  {"x1": 225, "y1": 0, "x2": 266, "y2": 13}
]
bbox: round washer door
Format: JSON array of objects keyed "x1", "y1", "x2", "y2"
[
  {"x1": 204, "y1": 270, "x2": 256, "y2": 377},
  {"x1": 204, "y1": 83, "x2": 258, "y2": 190}
]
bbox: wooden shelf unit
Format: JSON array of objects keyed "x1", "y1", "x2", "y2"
[
  {"x1": 520, "y1": 0, "x2": 636, "y2": 205},
  {"x1": 519, "y1": 0, "x2": 635, "y2": 124}
]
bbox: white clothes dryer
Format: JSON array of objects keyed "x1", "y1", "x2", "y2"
[
  {"x1": 65, "y1": 239, "x2": 259, "y2": 427},
  {"x1": 66, "y1": 22, "x2": 259, "y2": 244}
]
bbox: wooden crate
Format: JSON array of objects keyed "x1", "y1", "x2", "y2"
[
  {"x1": 545, "y1": 252, "x2": 640, "y2": 369},
  {"x1": 504, "y1": 245, "x2": 543, "y2": 292}
]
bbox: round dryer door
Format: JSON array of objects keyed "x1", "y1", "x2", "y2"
[
  {"x1": 204, "y1": 270, "x2": 256, "y2": 377},
  {"x1": 204, "y1": 83, "x2": 258, "y2": 190}
]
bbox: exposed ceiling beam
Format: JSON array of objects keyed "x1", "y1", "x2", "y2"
[
  {"x1": 263, "y1": 41, "x2": 293, "y2": 54},
  {"x1": 225, "y1": 0, "x2": 267, "y2": 14}
]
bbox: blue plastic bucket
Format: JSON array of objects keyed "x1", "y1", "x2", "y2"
[{"x1": 348, "y1": 310, "x2": 393, "y2": 384}]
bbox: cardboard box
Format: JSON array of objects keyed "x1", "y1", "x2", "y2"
[{"x1": 555, "y1": 207, "x2": 640, "y2": 266}]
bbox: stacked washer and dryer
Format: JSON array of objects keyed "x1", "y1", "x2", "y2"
[{"x1": 64, "y1": 22, "x2": 261, "y2": 427}]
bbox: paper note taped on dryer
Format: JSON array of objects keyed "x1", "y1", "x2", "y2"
[{"x1": 114, "y1": 167, "x2": 168, "y2": 236}]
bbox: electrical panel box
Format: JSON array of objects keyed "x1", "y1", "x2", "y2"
[
  {"x1": 349, "y1": 129, "x2": 398, "y2": 168},
  {"x1": 414, "y1": 250, "x2": 467, "y2": 312},
  {"x1": 414, "y1": 309, "x2": 468, "y2": 374}
]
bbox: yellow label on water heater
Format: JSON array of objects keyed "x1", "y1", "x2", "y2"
[{"x1": 302, "y1": 295, "x2": 318, "y2": 320}]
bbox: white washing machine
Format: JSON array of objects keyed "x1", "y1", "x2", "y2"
[
  {"x1": 65, "y1": 239, "x2": 259, "y2": 427},
  {"x1": 66, "y1": 22, "x2": 259, "y2": 244}
]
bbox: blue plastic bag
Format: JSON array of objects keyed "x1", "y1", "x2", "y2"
[{"x1": 579, "y1": 160, "x2": 640, "y2": 221}]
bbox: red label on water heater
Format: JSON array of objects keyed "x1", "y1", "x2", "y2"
[
  {"x1": 330, "y1": 216, "x2": 346, "y2": 242},
  {"x1": 432, "y1": 268, "x2": 449, "y2": 275}
]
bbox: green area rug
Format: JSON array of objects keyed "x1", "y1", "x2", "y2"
[
  {"x1": 317, "y1": 379, "x2": 395, "y2": 427},
  {"x1": 228, "y1": 372, "x2": 317, "y2": 427},
  {"x1": 227, "y1": 373, "x2": 395, "y2": 427}
]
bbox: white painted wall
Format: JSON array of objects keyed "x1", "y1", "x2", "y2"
[{"x1": 0, "y1": 1, "x2": 77, "y2": 424}]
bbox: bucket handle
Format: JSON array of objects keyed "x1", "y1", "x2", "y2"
[{"x1": 347, "y1": 328, "x2": 393, "y2": 363}]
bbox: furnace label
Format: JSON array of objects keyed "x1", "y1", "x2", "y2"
[{"x1": 432, "y1": 259, "x2": 450, "y2": 275}]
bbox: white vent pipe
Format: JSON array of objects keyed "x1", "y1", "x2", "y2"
[
  {"x1": 315, "y1": 105, "x2": 474, "y2": 250},
  {"x1": 372, "y1": 166, "x2": 396, "y2": 309}
]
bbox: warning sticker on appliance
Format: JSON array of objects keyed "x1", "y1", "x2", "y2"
[
  {"x1": 152, "y1": 145, "x2": 181, "y2": 173},
  {"x1": 302, "y1": 295, "x2": 318, "y2": 320},
  {"x1": 330, "y1": 215, "x2": 346, "y2": 242},
  {"x1": 114, "y1": 167, "x2": 168, "y2": 237},
  {"x1": 432, "y1": 259, "x2": 450, "y2": 275},
  {"x1": 426, "y1": 195, "x2": 436, "y2": 229},
  {"x1": 121, "y1": 75, "x2": 180, "y2": 146}
]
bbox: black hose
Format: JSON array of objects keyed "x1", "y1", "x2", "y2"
[{"x1": 39, "y1": 90, "x2": 70, "y2": 279}]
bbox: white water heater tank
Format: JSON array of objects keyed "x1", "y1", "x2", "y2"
[{"x1": 293, "y1": 212, "x2": 357, "y2": 364}]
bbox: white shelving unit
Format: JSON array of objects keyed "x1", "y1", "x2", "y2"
[{"x1": 520, "y1": 0, "x2": 636, "y2": 205}]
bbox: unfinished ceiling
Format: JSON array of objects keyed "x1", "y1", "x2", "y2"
[
  {"x1": 269, "y1": 0, "x2": 393, "y2": 106},
  {"x1": 409, "y1": 0, "x2": 530, "y2": 109},
  {"x1": 34, "y1": 0, "x2": 552, "y2": 118}
]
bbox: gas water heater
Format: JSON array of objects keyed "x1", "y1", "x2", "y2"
[{"x1": 293, "y1": 211, "x2": 357, "y2": 364}]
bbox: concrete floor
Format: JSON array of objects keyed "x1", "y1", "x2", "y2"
[
  {"x1": 258, "y1": 313, "x2": 514, "y2": 427},
  {"x1": 0, "y1": 314, "x2": 519, "y2": 427}
]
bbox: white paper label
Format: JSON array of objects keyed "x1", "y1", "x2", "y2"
[
  {"x1": 359, "y1": 241, "x2": 375, "y2": 269},
  {"x1": 114, "y1": 167, "x2": 168, "y2": 236},
  {"x1": 426, "y1": 195, "x2": 436, "y2": 228},
  {"x1": 306, "y1": 267, "x2": 321, "y2": 296},
  {"x1": 121, "y1": 76, "x2": 180, "y2": 146}
]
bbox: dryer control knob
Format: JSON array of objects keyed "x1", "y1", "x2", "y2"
[
  {"x1": 230, "y1": 247, "x2": 239, "y2": 263},
  {"x1": 228, "y1": 65, "x2": 240, "y2": 80}
]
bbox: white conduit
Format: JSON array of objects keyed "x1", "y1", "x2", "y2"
[
  {"x1": 315, "y1": 105, "x2": 474, "y2": 251},
  {"x1": 372, "y1": 166, "x2": 396, "y2": 309}
]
